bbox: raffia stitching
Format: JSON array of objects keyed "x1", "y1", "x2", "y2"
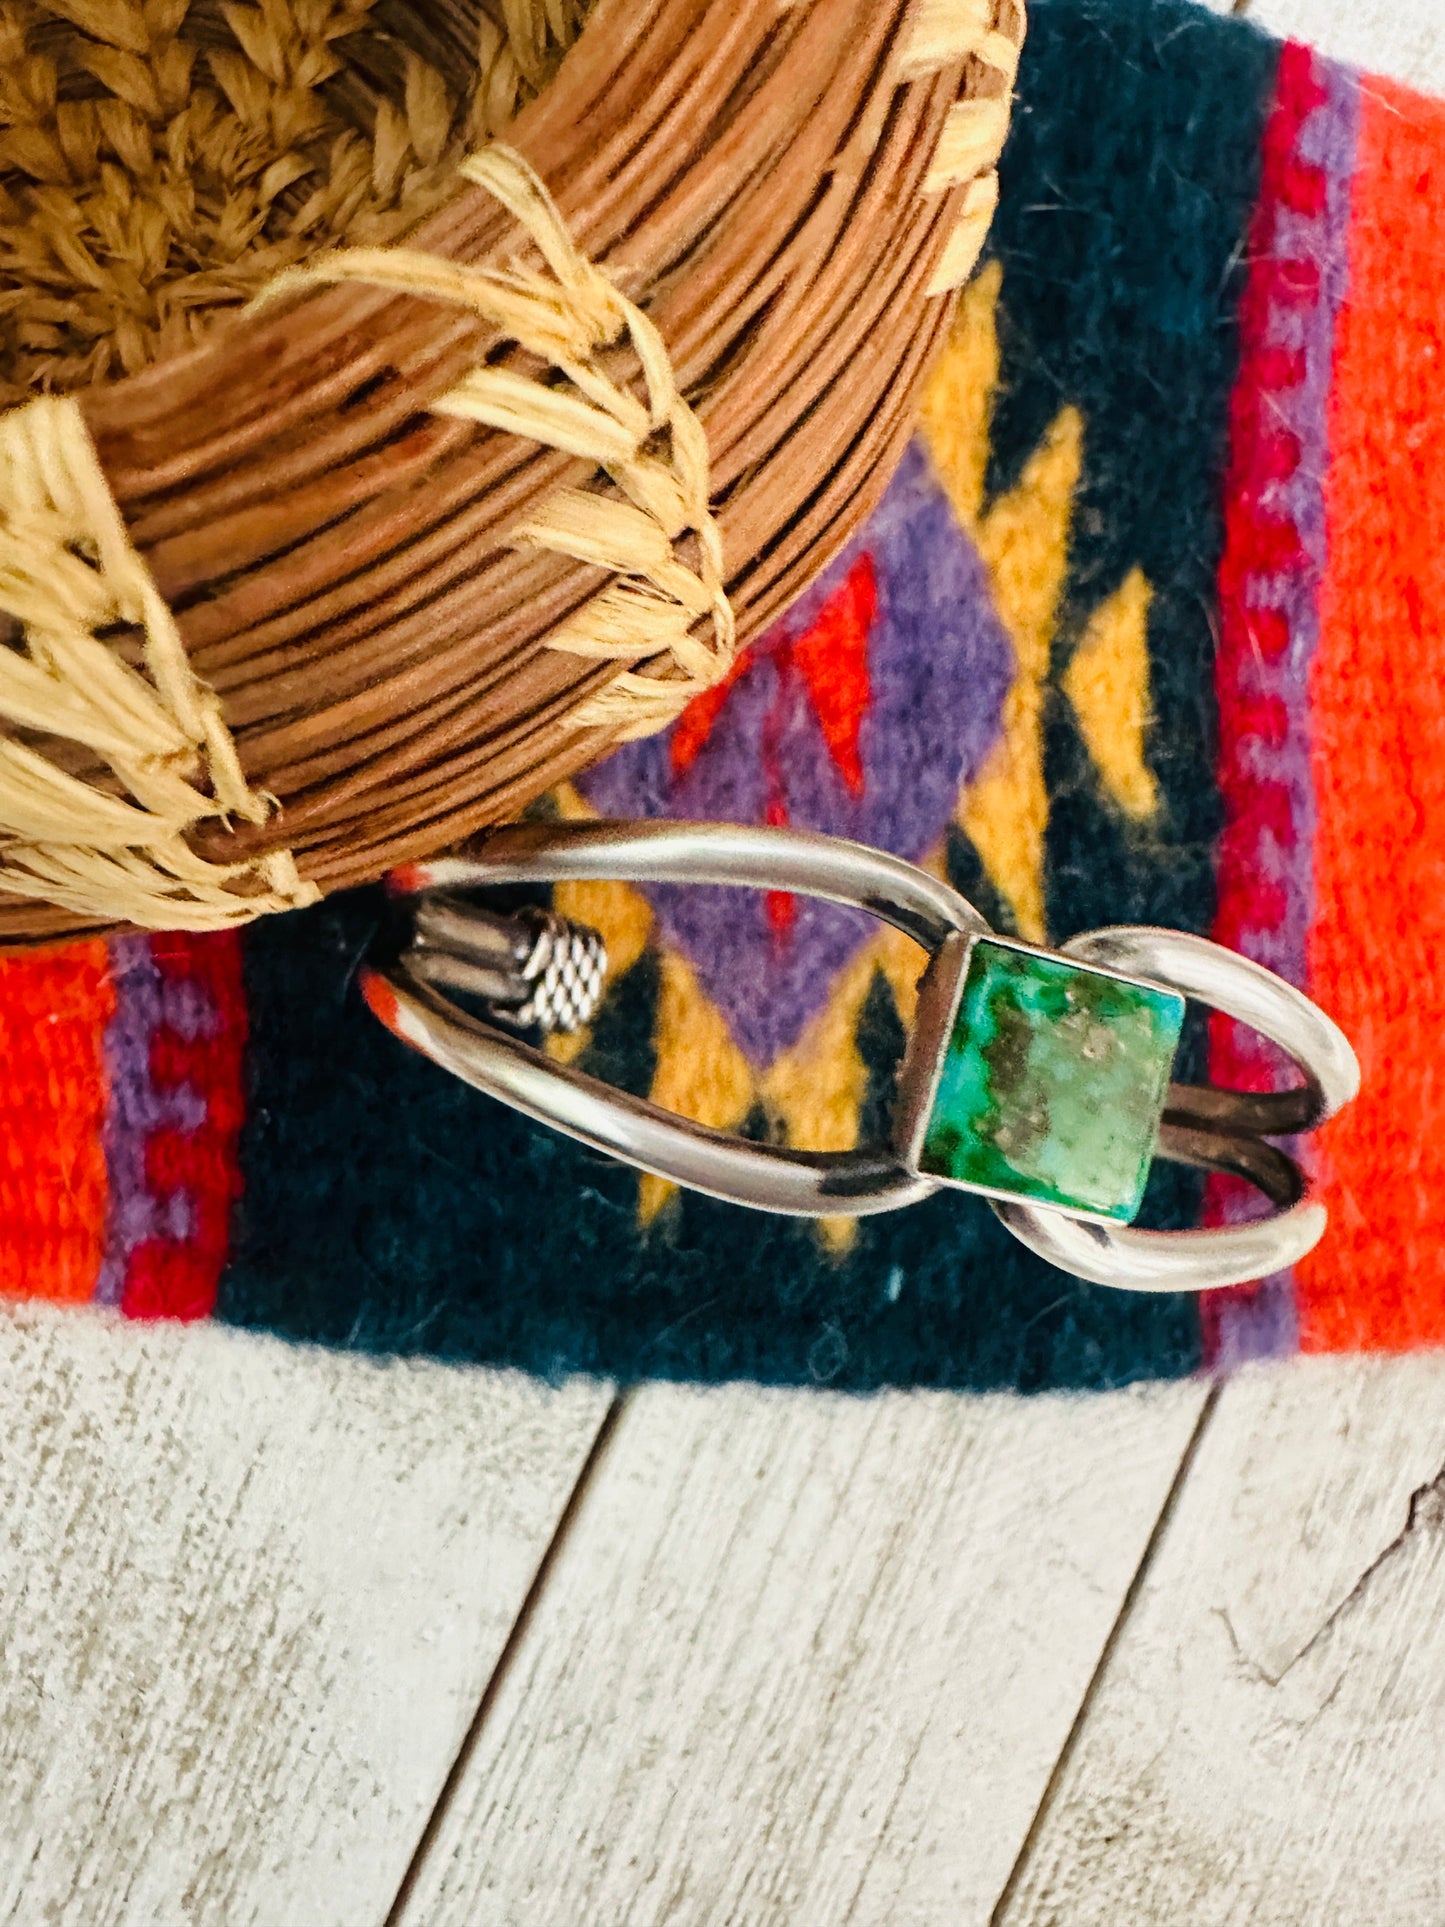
[
  {"x1": 0, "y1": 0, "x2": 596, "y2": 406},
  {"x1": 902, "y1": 0, "x2": 1025, "y2": 293},
  {"x1": 252, "y1": 142, "x2": 736, "y2": 738},
  {"x1": 0, "y1": 11, "x2": 1015, "y2": 929},
  {"x1": 0, "y1": 393, "x2": 319, "y2": 927}
]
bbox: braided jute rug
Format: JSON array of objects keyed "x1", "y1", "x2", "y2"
[{"x1": 2, "y1": 0, "x2": 1442, "y2": 1392}]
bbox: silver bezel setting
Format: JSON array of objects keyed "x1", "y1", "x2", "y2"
[{"x1": 890, "y1": 930, "x2": 1188, "y2": 1228}]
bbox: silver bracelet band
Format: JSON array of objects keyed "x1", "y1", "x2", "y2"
[{"x1": 366, "y1": 820, "x2": 1359, "y2": 1294}]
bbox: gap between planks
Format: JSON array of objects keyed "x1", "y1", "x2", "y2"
[
  {"x1": 988, "y1": 1381, "x2": 1223, "y2": 1924},
  {"x1": 382, "y1": 1389, "x2": 629, "y2": 1927},
  {"x1": 0, "y1": 1302, "x2": 616, "y2": 1927},
  {"x1": 387, "y1": 1373, "x2": 1212, "y2": 1927},
  {"x1": 995, "y1": 1353, "x2": 1445, "y2": 1927}
]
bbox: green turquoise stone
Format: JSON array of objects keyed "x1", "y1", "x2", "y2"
[{"x1": 918, "y1": 939, "x2": 1185, "y2": 1222}]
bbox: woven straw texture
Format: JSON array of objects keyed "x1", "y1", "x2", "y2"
[{"x1": 0, "y1": 0, "x2": 1024, "y2": 940}]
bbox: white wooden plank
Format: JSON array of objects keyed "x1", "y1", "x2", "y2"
[
  {"x1": 1242, "y1": 0, "x2": 1445, "y2": 93},
  {"x1": 396, "y1": 1376, "x2": 1209, "y2": 1927},
  {"x1": 998, "y1": 1352, "x2": 1445, "y2": 1927},
  {"x1": 0, "y1": 1300, "x2": 610, "y2": 1927}
]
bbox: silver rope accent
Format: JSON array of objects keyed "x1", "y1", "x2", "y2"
[{"x1": 408, "y1": 894, "x2": 607, "y2": 1035}]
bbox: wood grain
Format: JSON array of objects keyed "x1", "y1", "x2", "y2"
[
  {"x1": 395, "y1": 1377, "x2": 1209, "y2": 1927},
  {"x1": 998, "y1": 1354, "x2": 1445, "y2": 1927},
  {"x1": 0, "y1": 1302, "x2": 610, "y2": 1927},
  {"x1": 1244, "y1": 0, "x2": 1445, "y2": 90}
]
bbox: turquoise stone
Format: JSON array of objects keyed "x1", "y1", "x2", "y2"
[{"x1": 918, "y1": 939, "x2": 1185, "y2": 1222}]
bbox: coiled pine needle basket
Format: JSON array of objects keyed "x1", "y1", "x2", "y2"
[{"x1": 0, "y1": 0, "x2": 1024, "y2": 942}]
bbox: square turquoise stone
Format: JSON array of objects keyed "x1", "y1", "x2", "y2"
[{"x1": 918, "y1": 939, "x2": 1186, "y2": 1222}]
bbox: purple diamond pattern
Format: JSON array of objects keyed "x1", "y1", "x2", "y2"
[{"x1": 579, "y1": 439, "x2": 1015, "y2": 1068}]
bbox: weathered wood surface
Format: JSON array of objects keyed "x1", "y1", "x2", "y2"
[
  {"x1": 0, "y1": 1302, "x2": 610, "y2": 1927},
  {"x1": 997, "y1": 1355, "x2": 1445, "y2": 1927},
  {"x1": 1243, "y1": 0, "x2": 1445, "y2": 90},
  {"x1": 397, "y1": 1378, "x2": 1209, "y2": 1927}
]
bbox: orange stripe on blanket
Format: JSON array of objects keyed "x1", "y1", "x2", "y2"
[
  {"x1": 0, "y1": 942, "x2": 113, "y2": 1304},
  {"x1": 1299, "y1": 75, "x2": 1445, "y2": 1349}
]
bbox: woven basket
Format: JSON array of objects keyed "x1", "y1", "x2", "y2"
[{"x1": 0, "y1": 0, "x2": 1024, "y2": 942}]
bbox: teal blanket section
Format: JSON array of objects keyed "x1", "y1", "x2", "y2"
[{"x1": 217, "y1": 0, "x2": 1279, "y2": 1392}]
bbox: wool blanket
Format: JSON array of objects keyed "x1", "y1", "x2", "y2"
[{"x1": 5, "y1": 0, "x2": 1439, "y2": 1391}]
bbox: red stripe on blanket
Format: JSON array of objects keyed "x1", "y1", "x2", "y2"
[
  {"x1": 121, "y1": 932, "x2": 248, "y2": 1322},
  {"x1": 1205, "y1": 42, "x2": 1358, "y2": 1364}
]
